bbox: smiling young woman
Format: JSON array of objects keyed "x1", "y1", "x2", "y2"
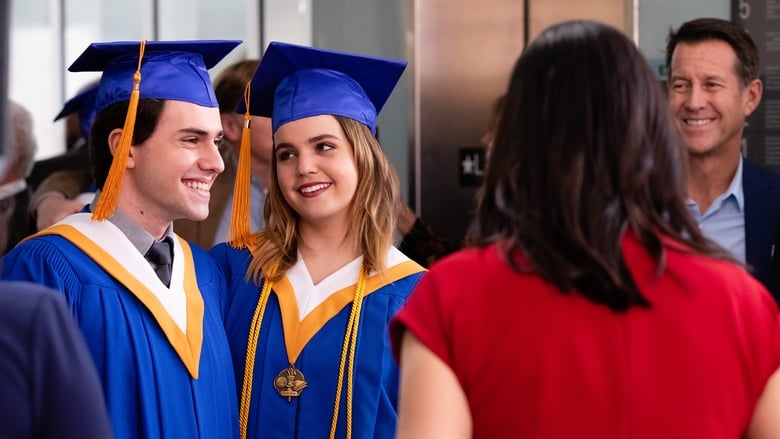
[{"x1": 210, "y1": 42, "x2": 426, "y2": 439}]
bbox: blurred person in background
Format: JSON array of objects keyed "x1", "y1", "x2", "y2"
[
  {"x1": 27, "y1": 82, "x2": 98, "y2": 190},
  {"x1": 0, "y1": 100, "x2": 37, "y2": 254},
  {"x1": 28, "y1": 83, "x2": 99, "y2": 231}
]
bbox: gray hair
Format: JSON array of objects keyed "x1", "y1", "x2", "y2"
[{"x1": 5, "y1": 101, "x2": 37, "y2": 180}]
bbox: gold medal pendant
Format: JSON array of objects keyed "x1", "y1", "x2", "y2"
[{"x1": 274, "y1": 364, "x2": 308, "y2": 401}]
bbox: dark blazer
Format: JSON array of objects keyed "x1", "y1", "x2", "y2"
[
  {"x1": 743, "y1": 159, "x2": 780, "y2": 303},
  {"x1": 5, "y1": 187, "x2": 34, "y2": 254},
  {"x1": 0, "y1": 281, "x2": 113, "y2": 438},
  {"x1": 0, "y1": 186, "x2": 34, "y2": 255}
]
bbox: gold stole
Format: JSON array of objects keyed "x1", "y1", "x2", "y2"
[{"x1": 38, "y1": 223, "x2": 204, "y2": 378}]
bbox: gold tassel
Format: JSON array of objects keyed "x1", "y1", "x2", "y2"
[
  {"x1": 227, "y1": 80, "x2": 258, "y2": 249},
  {"x1": 92, "y1": 40, "x2": 147, "y2": 221}
]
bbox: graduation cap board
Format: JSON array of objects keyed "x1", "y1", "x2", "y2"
[
  {"x1": 242, "y1": 41, "x2": 407, "y2": 134},
  {"x1": 69, "y1": 40, "x2": 242, "y2": 114}
]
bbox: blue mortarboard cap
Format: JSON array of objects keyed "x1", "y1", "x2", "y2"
[
  {"x1": 69, "y1": 40, "x2": 242, "y2": 114},
  {"x1": 54, "y1": 83, "x2": 99, "y2": 140},
  {"x1": 70, "y1": 39, "x2": 241, "y2": 222},
  {"x1": 243, "y1": 41, "x2": 407, "y2": 133}
]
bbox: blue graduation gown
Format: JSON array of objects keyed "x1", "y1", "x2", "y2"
[
  {"x1": 210, "y1": 243, "x2": 424, "y2": 439},
  {"x1": 1, "y1": 214, "x2": 238, "y2": 439}
]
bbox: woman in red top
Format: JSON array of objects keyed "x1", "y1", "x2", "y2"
[{"x1": 391, "y1": 20, "x2": 780, "y2": 439}]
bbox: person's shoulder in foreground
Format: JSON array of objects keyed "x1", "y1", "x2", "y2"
[{"x1": 0, "y1": 281, "x2": 113, "y2": 439}]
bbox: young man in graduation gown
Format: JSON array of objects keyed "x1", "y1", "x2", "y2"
[{"x1": 1, "y1": 39, "x2": 242, "y2": 439}]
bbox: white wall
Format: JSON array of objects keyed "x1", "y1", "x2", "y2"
[{"x1": 263, "y1": 0, "x2": 311, "y2": 48}]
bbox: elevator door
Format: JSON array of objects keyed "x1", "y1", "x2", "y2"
[
  {"x1": 410, "y1": 0, "x2": 633, "y2": 244},
  {"x1": 411, "y1": 0, "x2": 525, "y2": 243}
]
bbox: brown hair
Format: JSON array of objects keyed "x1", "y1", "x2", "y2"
[{"x1": 89, "y1": 99, "x2": 165, "y2": 189}]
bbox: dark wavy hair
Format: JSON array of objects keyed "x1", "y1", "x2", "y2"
[
  {"x1": 89, "y1": 99, "x2": 165, "y2": 188},
  {"x1": 466, "y1": 20, "x2": 730, "y2": 311}
]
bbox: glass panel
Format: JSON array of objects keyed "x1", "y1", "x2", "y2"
[
  {"x1": 10, "y1": 0, "x2": 146, "y2": 159},
  {"x1": 158, "y1": 0, "x2": 255, "y2": 79},
  {"x1": 63, "y1": 0, "x2": 145, "y2": 138},
  {"x1": 11, "y1": 0, "x2": 261, "y2": 159},
  {"x1": 9, "y1": 0, "x2": 61, "y2": 159}
]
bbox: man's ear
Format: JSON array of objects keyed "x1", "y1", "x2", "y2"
[
  {"x1": 743, "y1": 78, "x2": 763, "y2": 116},
  {"x1": 107, "y1": 128, "x2": 136, "y2": 168}
]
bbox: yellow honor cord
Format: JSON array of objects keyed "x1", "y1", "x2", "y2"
[
  {"x1": 92, "y1": 39, "x2": 147, "y2": 221},
  {"x1": 329, "y1": 264, "x2": 367, "y2": 439},
  {"x1": 238, "y1": 263, "x2": 368, "y2": 439},
  {"x1": 227, "y1": 80, "x2": 259, "y2": 249},
  {"x1": 239, "y1": 265, "x2": 276, "y2": 439}
]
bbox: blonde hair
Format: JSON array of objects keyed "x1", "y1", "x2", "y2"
[{"x1": 248, "y1": 116, "x2": 400, "y2": 282}]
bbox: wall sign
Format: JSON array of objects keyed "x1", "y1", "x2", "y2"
[
  {"x1": 733, "y1": 0, "x2": 780, "y2": 172},
  {"x1": 459, "y1": 147, "x2": 486, "y2": 187}
]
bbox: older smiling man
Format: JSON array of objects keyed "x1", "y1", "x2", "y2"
[{"x1": 667, "y1": 17, "x2": 780, "y2": 303}]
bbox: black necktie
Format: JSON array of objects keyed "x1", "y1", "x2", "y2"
[{"x1": 145, "y1": 238, "x2": 172, "y2": 287}]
